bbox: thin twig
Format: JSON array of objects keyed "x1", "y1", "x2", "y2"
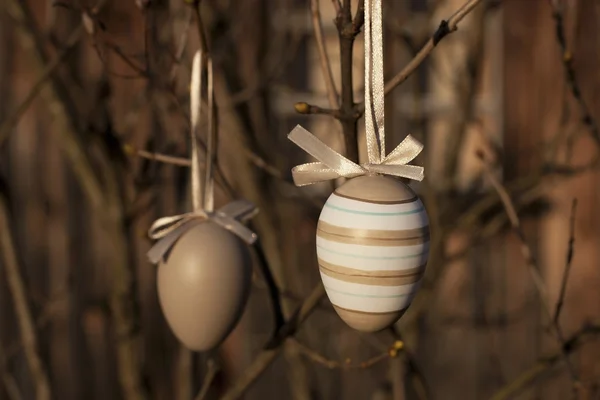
[
  {"x1": 6, "y1": 0, "x2": 105, "y2": 208},
  {"x1": 310, "y1": 0, "x2": 339, "y2": 109},
  {"x1": 0, "y1": 196, "x2": 52, "y2": 400},
  {"x1": 389, "y1": 327, "x2": 429, "y2": 400},
  {"x1": 1, "y1": 288, "x2": 68, "y2": 366},
  {"x1": 194, "y1": 359, "x2": 219, "y2": 400},
  {"x1": 355, "y1": 0, "x2": 483, "y2": 113},
  {"x1": 0, "y1": 26, "x2": 83, "y2": 148},
  {"x1": 294, "y1": 102, "x2": 343, "y2": 118},
  {"x1": 0, "y1": 361, "x2": 22, "y2": 400},
  {"x1": 7, "y1": 1, "x2": 148, "y2": 397},
  {"x1": 490, "y1": 323, "x2": 600, "y2": 400},
  {"x1": 548, "y1": 0, "x2": 600, "y2": 144},
  {"x1": 126, "y1": 142, "x2": 323, "y2": 212},
  {"x1": 289, "y1": 338, "x2": 403, "y2": 369},
  {"x1": 331, "y1": 0, "x2": 341, "y2": 15},
  {"x1": 126, "y1": 143, "x2": 284, "y2": 179},
  {"x1": 127, "y1": 146, "x2": 192, "y2": 167},
  {"x1": 353, "y1": 0, "x2": 365, "y2": 33},
  {"x1": 85, "y1": 6, "x2": 243, "y2": 201},
  {"x1": 478, "y1": 151, "x2": 581, "y2": 392},
  {"x1": 253, "y1": 242, "x2": 285, "y2": 332},
  {"x1": 553, "y1": 198, "x2": 578, "y2": 325},
  {"x1": 169, "y1": 8, "x2": 193, "y2": 82},
  {"x1": 252, "y1": 279, "x2": 335, "y2": 313},
  {"x1": 335, "y1": 0, "x2": 363, "y2": 162},
  {"x1": 219, "y1": 283, "x2": 326, "y2": 400}
]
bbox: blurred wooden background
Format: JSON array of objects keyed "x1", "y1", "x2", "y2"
[{"x1": 1, "y1": 0, "x2": 600, "y2": 399}]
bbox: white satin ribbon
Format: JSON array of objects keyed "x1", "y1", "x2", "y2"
[
  {"x1": 147, "y1": 50, "x2": 258, "y2": 264},
  {"x1": 287, "y1": 0, "x2": 425, "y2": 186}
]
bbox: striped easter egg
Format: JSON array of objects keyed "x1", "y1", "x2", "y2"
[{"x1": 316, "y1": 175, "x2": 429, "y2": 332}]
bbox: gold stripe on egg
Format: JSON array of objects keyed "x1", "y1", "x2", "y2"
[
  {"x1": 318, "y1": 260, "x2": 425, "y2": 286},
  {"x1": 333, "y1": 305, "x2": 408, "y2": 316},
  {"x1": 333, "y1": 305, "x2": 408, "y2": 332},
  {"x1": 333, "y1": 191, "x2": 419, "y2": 205},
  {"x1": 317, "y1": 221, "x2": 429, "y2": 247}
]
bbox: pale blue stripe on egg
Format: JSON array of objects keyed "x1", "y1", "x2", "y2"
[{"x1": 319, "y1": 202, "x2": 429, "y2": 230}]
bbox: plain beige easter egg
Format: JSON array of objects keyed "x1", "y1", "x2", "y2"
[{"x1": 157, "y1": 221, "x2": 252, "y2": 351}]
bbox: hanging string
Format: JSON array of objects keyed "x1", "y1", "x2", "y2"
[
  {"x1": 147, "y1": 50, "x2": 258, "y2": 264},
  {"x1": 204, "y1": 58, "x2": 215, "y2": 212},
  {"x1": 191, "y1": 51, "x2": 215, "y2": 212},
  {"x1": 190, "y1": 50, "x2": 204, "y2": 212},
  {"x1": 364, "y1": 0, "x2": 386, "y2": 164}
]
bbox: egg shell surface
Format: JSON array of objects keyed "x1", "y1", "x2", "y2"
[{"x1": 157, "y1": 221, "x2": 252, "y2": 351}]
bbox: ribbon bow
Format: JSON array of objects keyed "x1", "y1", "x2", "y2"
[
  {"x1": 287, "y1": 0, "x2": 424, "y2": 186},
  {"x1": 147, "y1": 50, "x2": 258, "y2": 264},
  {"x1": 146, "y1": 200, "x2": 258, "y2": 264}
]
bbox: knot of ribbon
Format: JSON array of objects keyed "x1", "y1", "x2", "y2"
[
  {"x1": 146, "y1": 200, "x2": 258, "y2": 264},
  {"x1": 147, "y1": 50, "x2": 258, "y2": 264},
  {"x1": 287, "y1": 0, "x2": 425, "y2": 186},
  {"x1": 288, "y1": 125, "x2": 424, "y2": 186}
]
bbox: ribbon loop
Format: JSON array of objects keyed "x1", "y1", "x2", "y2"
[
  {"x1": 364, "y1": 164, "x2": 424, "y2": 181},
  {"x1": 217, "y1": 199, "x2": 259, "y2": 222},
  {"x1": 148, "y1": 212, "x2": 205, "y2": 240},
  {"x1": 211, "y1": 211, "x2": 258, "y2": 244},
  {"x1": 288, "y1": 125, "x2": 364, "y2": 174},
  {"x1": 147, "y1": 49, "x2": 259, "y2": 265},
  {"x1": 382, "y1": 135, "x2": 424, "y2": 165}
]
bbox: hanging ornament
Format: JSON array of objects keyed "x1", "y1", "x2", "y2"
[
  {"x1": 147, "y1": 51, "x2": 258, "y2": 351},
  {"x1": 287, "y1": 0, "x2": 429, "y2": 332}
]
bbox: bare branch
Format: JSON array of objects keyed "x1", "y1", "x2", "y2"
[
  {"x1": 336, "y1": 0, "x2": 361, "y2": 162},
  {"x1": 126, "y1": 146, "x2": 192, "y2": 167},
  {"x1": 490, "y1": 323, "x2": 600, "y2": 400},
  {"x1": 2, "y1": 287, "x2": 69, "y2": 366},
  {"x1": 548, "y1": 0, "x2": 600, "y2": 144},
  {"x1": 6, "y1": 1, "x2": 149, "y2": 397},
  {"x1": 0, "y1": 196, "x2": 52, "y2": 400},
  {"x1": 331, "y1": 0, "x2": 341, "y2": 15},
  {"x1": 169, "y1": 8, "x2": 194, "y2": 81},
  {"x1": 5, "y1": 0, "x2": 105, "y2": 208},
  {"x1": 0, "y1": 26, "x2": 82, "y2": 148},
  {"x1": 294, "y1": 102, "x2": 343, "y2": 118},
  {"x1": 311, "y1": 0, "x2": 339, "y2": 109},
  {"x1": 553, "y1": 198, "x2": 578, "y2": 325},
  {"x1": 353, "y1": 0, "x2": 365, "y2": 33},
  {"x1": 289, "y1": 338, "x2": 403, "y2": 369},
  {"x1": 0, "y1": 362, "x2": 22, "y2": 400},
  {"x1": 194, "y1": 359, "x2": 219, "y2": 400},
  {"x1": 219, "y1": 284, "x2": 326, "y2": 400},
  {"x1": 389, "y1": 327, "x2": 429, "y2": 400},
  {"x1": 253, "y1": 242, "x2": 285, "y2": 332},
  {"x1": 478, "y1": 151, "x2": 581, "y2": 392},
  {"x1": 125, "y1": 143, "x2": 285, "y2": 180},
  {"x1": 356, "y1": 0, "x2": 484, "y2": 113}
]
